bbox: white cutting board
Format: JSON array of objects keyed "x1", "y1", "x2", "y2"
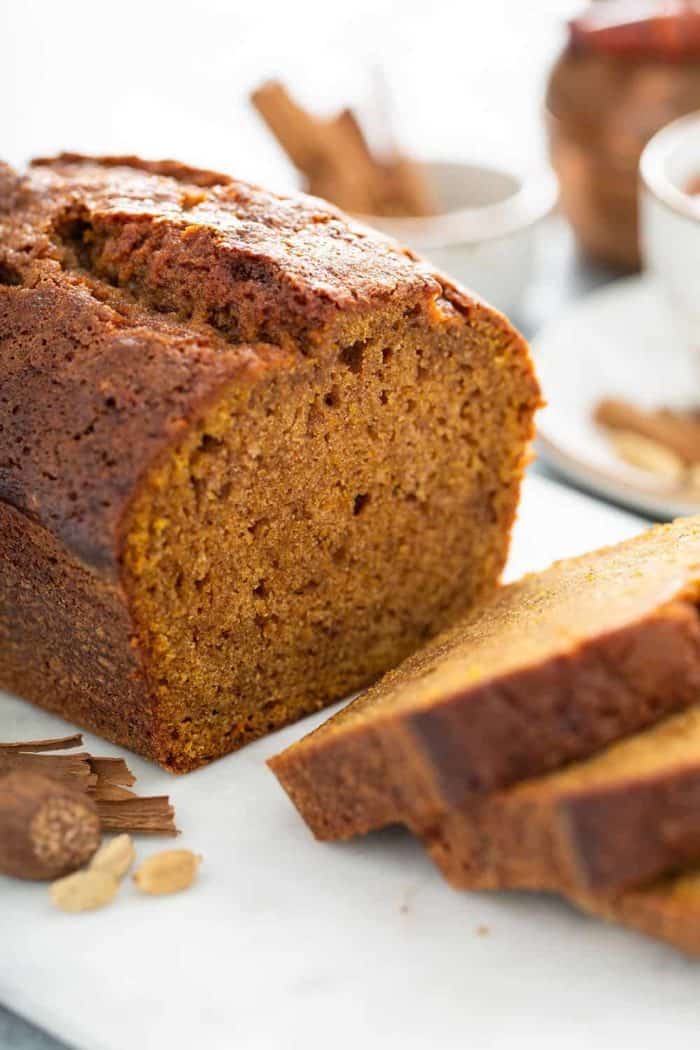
[{"x1": 2, "y1": 475, "x2": 696, "y2": 1050}]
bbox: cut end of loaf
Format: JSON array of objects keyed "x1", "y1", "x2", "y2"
[{"x1": 122, "y1": 295, "x2": 538, "y2": 771}]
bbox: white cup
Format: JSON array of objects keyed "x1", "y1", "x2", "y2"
[
  {"x1": 356, "y1": 160, "x2": 557, "y2": 318},
  {"x1": 640, "y1": 111, "x2": 700, "y2": 358}
]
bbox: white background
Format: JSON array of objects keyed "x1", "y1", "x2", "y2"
[{"x1": 1, "y1": 0, "x2": 579, "y2": 187}]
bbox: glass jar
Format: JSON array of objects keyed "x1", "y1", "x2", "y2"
[{"x1": 547, "y1": 1, "x2": 700, "y2": 270}]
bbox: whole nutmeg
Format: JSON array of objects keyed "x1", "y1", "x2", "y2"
[{"x1": 0, "y1": 771, "x2": 101, "y2": 880}]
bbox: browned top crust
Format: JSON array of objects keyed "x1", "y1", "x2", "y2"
[
  {"x1": 0, "y1": 154, "x2": 453, "y2": 568},
  {"x1": 5, "y1": 153, "x2": 438, "y2": 334}
]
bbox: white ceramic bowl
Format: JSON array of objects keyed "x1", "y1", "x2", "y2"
[
  {"x1": 357, "y1": 160, "x2": 557, "y2": 316},
  {"x1": 640, "y1": 111, "x2": 700, "y2": 354}
]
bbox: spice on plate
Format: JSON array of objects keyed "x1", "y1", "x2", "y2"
[
  {"x1": 594, "y1": 398, "x2": 700, "y2": 489},
  {"x1": 608, "y1": 429, "x2": 685, "y2": 482}
]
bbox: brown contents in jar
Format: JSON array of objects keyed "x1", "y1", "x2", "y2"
[{"x1": 547, "y1": 1, "x2": 700, "y2": 270}]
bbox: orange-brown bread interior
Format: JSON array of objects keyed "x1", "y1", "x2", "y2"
[{"x1": 121, "y1": 284, "x2": 539, "y2": 769}]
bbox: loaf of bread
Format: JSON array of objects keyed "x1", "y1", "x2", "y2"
[
  {"x1": 0, "y1": 155, "x2": 539, "y2": 771},
  {"x1": 424, "y1": 707, "x2": 700, "y2": 895},
  {"x1": 270, "y1": 516, "x2": 700, "y2": 838}
]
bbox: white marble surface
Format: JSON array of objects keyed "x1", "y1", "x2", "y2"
[{"x1": 8, "y1": 476, "x2": 699, "y2": 1050}]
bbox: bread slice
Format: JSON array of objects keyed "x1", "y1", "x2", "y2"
[
  {"x1": 574, "y1": 869, "x2": 700, "y2": 957},
  {"x1": 422, "y1": 707, "x2": 700, "y2": 895},
  {"x1": 269, "y1": 516, "x2": 700, "y2": 838},
  {"x1": 0, "y1": 155, "x2": 539, "y2": 771}
]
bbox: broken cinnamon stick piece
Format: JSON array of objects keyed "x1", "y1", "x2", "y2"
[
  {"x1": 0, "y1": 734, "x2": 83, "y2": 753},
  {"x1": 90, "y1": 780, "x2": 138, "y2": 802},
  {"x1": 96, "y1": 796, "x2": 177, "y2": 836},
  {"x1": 88, "y1": 756, "x2": 135, "y2": 787},
  {"x1": 0, "y1": 751, "x2": 96, "y2": 789}
]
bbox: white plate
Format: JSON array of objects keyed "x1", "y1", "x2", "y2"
[
  {"x1": 534, "y1": 274, "x2": 700, "y2": 520},
  {"x1": 9, "y1": 477, "x2": 700, "y2": 1050}
]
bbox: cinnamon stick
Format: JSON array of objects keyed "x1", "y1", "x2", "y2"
[
  {"x1": 251, "y1": 80, "x2": 327, "y2": 176},
  {"x1": 88, "y1": 776, "x2": 179, "y2": 833},
  {"x1": 385, "y1": 156, "x2": 436, "y2": 218},
  {"x1": 252, "y1": 80, "x2": 380, "y2": 214},
  {"x1": 88, "y1": 755, "x2": 135, "y2": 787},
  {"x1": 251, "y1": 79, "x2": 434, "y2": 218},
  {"x1": 96, "y1": 796, "x2": 177, "y2": 836},
  {"x1": 0, "y1": 751, "x2": 96, "y2": 789},
  {"x1": 90, "y1": 780, "x2": 138, "y2": 802},
  {"x1": 0, "y1": 734, "x2": 83, "y2": 753}
]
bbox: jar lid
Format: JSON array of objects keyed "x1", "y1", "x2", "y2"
[{"x1": 569, "y1": 1, "x2": 700, "y2": 61}]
